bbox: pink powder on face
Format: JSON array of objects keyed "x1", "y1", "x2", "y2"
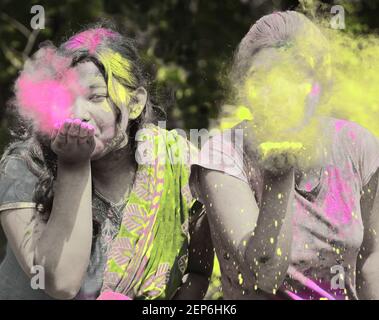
[
  {"x1": 324, "y1": 166, "x2": 354, "y2": 225},
  {"x1": 65, "y1": 28, "x2": 117, "y2": 54},
  {"x1": 310, "y1": 83, "x2": 321, "y2": 97}
]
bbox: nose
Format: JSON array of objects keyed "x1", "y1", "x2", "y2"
[{"x1": 70, "y1": 96, "x2": 91, "y2": 122}]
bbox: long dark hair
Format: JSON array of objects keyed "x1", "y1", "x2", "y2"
[{"x1": 2, "y1": 24, "x2": 165, "y2": 219}]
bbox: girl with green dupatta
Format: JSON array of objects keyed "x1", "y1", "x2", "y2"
[{"x1": 0, "y1": 26, "x2": 213, "y2": 300}]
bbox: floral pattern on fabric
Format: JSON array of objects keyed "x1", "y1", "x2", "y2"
[{"x1": 100, "y1": 124, "x2": 199, "y2": 300}]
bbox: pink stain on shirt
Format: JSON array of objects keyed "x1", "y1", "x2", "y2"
[
  {"x1": 334, "y1": 119, "x2": 358, "y2": 135},
  {"x1": 304, "y1": 182, "x2": 313, "y2": 192},
  {"x1": 348, "y1": 130, "x2": 356, "y2": 141},
  {"x1": 282, "y1": 266, "x2": 346, "y2": 300},
  {"x1": 335, "y1": 119, "x2": 348, "y2": 132},
  {"x1": 283, "y1": 290, "x2": 304, "y2": 300},
  {"x1": 65, "y1": 28, "x2": 117, "y2": 54},
  {"x1": 324, "y1": 166, "x2": 354, "y2": 225},
  {"x1": 335, "y1": 119, "x2": 356, "y2": 142}
]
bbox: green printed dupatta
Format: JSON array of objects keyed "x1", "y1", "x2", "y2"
[{"x1": 100, "y1": 124, "x2": 199, "y2": 299}]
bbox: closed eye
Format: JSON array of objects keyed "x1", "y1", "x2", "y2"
[{"x1": 88, "y1": 94, "x2": 108, "y2": 103}]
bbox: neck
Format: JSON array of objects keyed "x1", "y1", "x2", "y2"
[{"x1": 91, "y1": 145, "x2": 137, "y2": 204}]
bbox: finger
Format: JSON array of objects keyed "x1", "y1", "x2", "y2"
[
  {"x1": 67, "y1": 119, "x2": 81, "y2": 144},
  {"x1": 86, "y1": 124, "x2": 95, "y2": 137},
  {"x1": 78, "y1": 122, "x2": 89, "y2": 145},
  {"x1": 61, "y1": 119, "x2": 72, "y2": 135},
  {"x1": 55, "y1": 120, "x2": 71, "y2": 145},
  {"x1": 87, "y1": 135, "x2": 96, "y2": 154},
  {"x1": 79, "y1": 122, "x2": 89, "y2": 137},
  {"x1": 50, "y1": 123, "x2": 59, "y2": 140}
]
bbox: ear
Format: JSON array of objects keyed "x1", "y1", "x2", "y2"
[{"x1": 128, "y1": 87, "x2": 148, "y2": 120}]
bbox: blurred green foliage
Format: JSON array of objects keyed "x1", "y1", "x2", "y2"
[
  {"x1": 1, "y1": 0, "x2": 379, "y2": 299},
  {"x1": 0, "y1": 0, "x2": 300, "y2": 147},
  {"x1": 2, "y1": 0, "x2": 379, "y2": 143}
]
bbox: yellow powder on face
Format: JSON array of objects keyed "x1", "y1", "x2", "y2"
[
  {"x1": 100, "y1": 103, "x2": 113, "y2": 113},
  {"x1": 217, "y1": 17, "x2": 379, "y2": 171}
]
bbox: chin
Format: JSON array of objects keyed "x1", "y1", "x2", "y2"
[
  {"x1": 90, "y1": 152, "x2": 103, "y2": 161},
  {"x1": 90, "y1": 140, "x2": 113, "y2": 161}
]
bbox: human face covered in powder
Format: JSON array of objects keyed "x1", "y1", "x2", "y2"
[
  {"x1": 65, "y1": 60, "x2": 121, "y2": 160},
  {"x1": 15, "y1": 28, "x2": 149, "y2": 163},
  {"x1": 51, "y1": 60, "x2": 147, "y2": 162},
  {"x1": 239, "y1": 45, "x2": 326, "y2": 172}
]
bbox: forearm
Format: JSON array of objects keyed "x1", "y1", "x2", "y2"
[
  {"x1": 172, "y1": 273, "x2": 210, "y2": 300},
  {"x1": 358, "y1": 170, "x2": 379, "y2": 299},
  {"x1": 241, "y1": 169, "x2": 294, "y2": 291},
  {"x1": 0, "y1": 227, "x2": 6, "y2": 262},
  {"x1": 357, "y1": 252, "x2": 379, "y2": 299},
  {"x1": 34, "y1": 160, "x2": 93, "y2": 298}
]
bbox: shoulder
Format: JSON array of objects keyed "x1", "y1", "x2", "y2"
[
  {"x1": 198, "y1": 121, "x2": 250, "y2": 181},
  {"x1": 0, "y1": 141, "x2": 38, "y2": 211},
  {"x1": 135, "y1": 123, "x2": 197, "y2": 166},
  {"x1": 1, "y1": 140, "x2": 36, "y2": 179},
  {"x1": 326, "y1": 117, "x2": 377, "y2": 146},
  {"x1": 325, "y1": 117, "x2": 379, "y2": 186}
]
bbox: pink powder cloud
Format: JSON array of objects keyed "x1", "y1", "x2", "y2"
[{"x1": 15, "y1": 47, "x2": 87, "y2": 134}]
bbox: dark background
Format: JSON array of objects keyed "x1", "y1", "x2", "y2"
[
  {"x1": 1, "y1": 0, "x2": 379, "y2": 299},
  {"x1": 1, "y1": 0, "x2": 379, "y2": 150}
]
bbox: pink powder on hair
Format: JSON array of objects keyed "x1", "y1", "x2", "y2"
[{"x1": 65, "y1": 28, "x2": 117, "y2": 54}]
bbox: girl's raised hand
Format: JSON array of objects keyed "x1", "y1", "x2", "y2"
[{"x1": 50, "y1": 119, "x2": 96, "y2": 165}]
